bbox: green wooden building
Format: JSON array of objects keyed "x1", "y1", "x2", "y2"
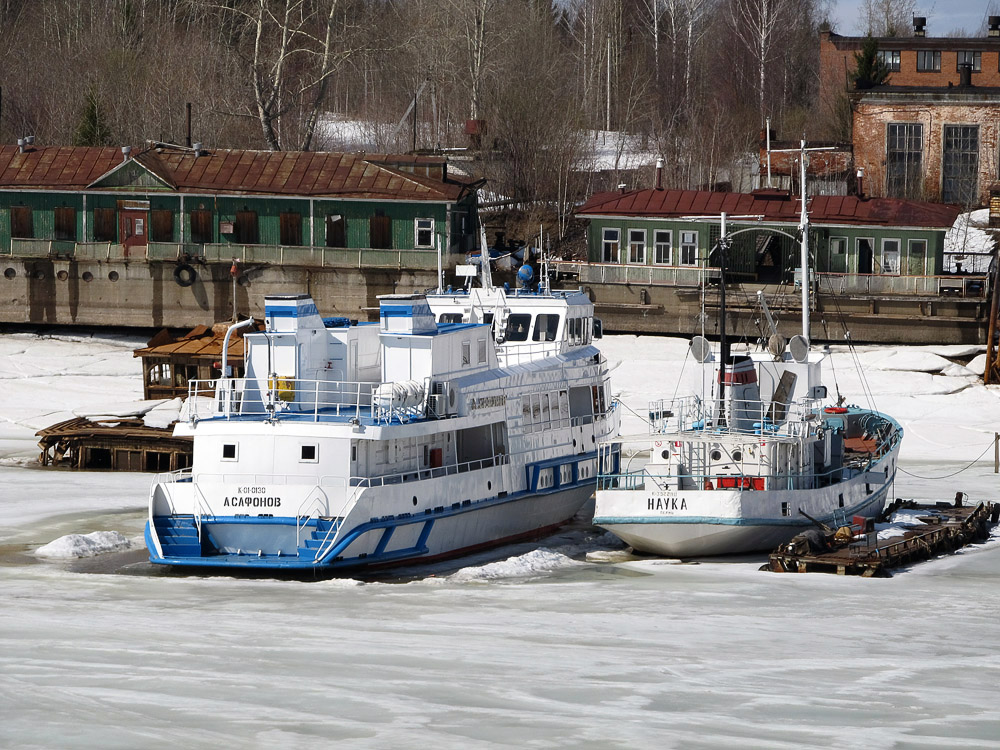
[
  {"x1": 576, "y1": 187, "x2": 967, "y2": 295},
  {"x1": 0, "y1": 144, "x2": 481, "y2": 265}
]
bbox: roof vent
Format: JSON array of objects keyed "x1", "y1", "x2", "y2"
[
  {"x1": 25, "y1": 135, "x2": 34, "y2": 146},
  {"x1": 193, "y1": 142, "x2": 203, "y2": 156},
  {"x1": 618, "y1": 183, "x2": 627, "y2": 194},
  {"x1": 121, "y1": 145, "x2": 132, "y2": 161},
  {"x1": 990, "y1": 16, "x2": 1000, "y2": 37},
  {"x1": 913, "y1": 16, "x2": 926, "y2": 37},
  {"x1": 655, "y1": 158, "x2": 664, "y2": 190},
  {"x1": 17, "y1": 138, "x2": 25, "y2": 154}
]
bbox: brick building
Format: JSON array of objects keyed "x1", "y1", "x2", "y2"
[{"x1": 820, "y1": 18, "x2": 1000, "y2": 206}]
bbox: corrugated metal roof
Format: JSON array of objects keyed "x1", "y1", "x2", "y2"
[
  {"x1": 577, "y1": 188, "x2": 962, "y2": 229},
  {"x1": 0, "y1": 146, "x2": 469, "y2": 201}
]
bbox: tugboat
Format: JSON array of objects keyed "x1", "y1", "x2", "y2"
[
  {"x1": 593, "y1": 151, "x2": 902, "y2": 557},
  {"x1": 145, "y1": 258, "x2": 619, "y2": 571}
]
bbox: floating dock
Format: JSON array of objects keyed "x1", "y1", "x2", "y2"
[{"x1": 766, "y1": 500, "x2": 999, "y2": 577}]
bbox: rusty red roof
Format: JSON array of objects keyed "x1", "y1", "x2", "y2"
[
  {"x1": 577, "y1": 188, "x2": 961, "y2": 229},
  {"x1": 0, "y1": 146, "x2": 470, "y2": 201}
]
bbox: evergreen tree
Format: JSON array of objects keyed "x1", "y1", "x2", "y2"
[
  {"x1": 72, "y1": 87, "x2": 114, "y2": 147},
  {"x1": 852, "y1": 35, "x2": 891, "y2": 90}
]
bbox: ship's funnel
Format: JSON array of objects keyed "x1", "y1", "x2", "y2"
[{"x1": 721, "y1": 355, "x2": 761, "y2": 430}]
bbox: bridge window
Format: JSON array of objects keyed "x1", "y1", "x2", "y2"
[
  {"x1": 478, "y1": 338, "x2": 487, "y2": 364},
  {"x1": 533, "y1": 314, "x2": 560, "y2": 341},
  {"x1": 505, "y1": 314, "x2": 531, "y2": 342},
  {"x1": 438, "y1": 312, "x2": 462, "y2": 324},
  {"x1": 461, "y1": 341, "x2": 471, "y2": 366}
]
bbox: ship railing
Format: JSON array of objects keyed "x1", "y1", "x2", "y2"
[
  {"x1": 153, "y1": 467, "x2": 193, "y2": 484},
  {"x1": 598, "y1": 464, "x2": 850, "y2": 492},
  {"x1": 309, "y1": 486, "x2": 366, "y2": 563},
  {"x1": 294, "y1": 485, "x2": 331, "y2": 548},
  {"x1": 349, "y1": 454, "x2": 511, "y2": 488},
  {"x1": 496, "y1": 341, "x2": 565, "y2": 366},
  {"x1": 186, "y1": 377, "x2": 424, "y2": 424},
  {"x1": 647, "y1": 395, "x2": 824, "y2": 437}
]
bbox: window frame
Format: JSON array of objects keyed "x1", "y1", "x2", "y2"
[
  {"x1": 627, "y1": 228, "x2": 646, "y2": 264},
  {"x1": 189, "y1": 209, "x2": 213, "y2": 244},
  {"x1": 414, "y1": 218, "x2": 435, "y2": 248},
  {"x1": 886, "y1": 122, "x2": 923, "y2": 199},
  {"x1": 601, "y1": 227, "x2": 620, "y2": 263},
  {"x1": 10, "y1": 205, "x2": 33, "y2": 239},
  {"x1": 907, "y1": 238, "x2": 928, "y2": 276},
  {"x1": 54, "y1": 206, "x2": 77, "y2": 242},
  {"x1": 877, "y1": 49, "x2": 900, "y2": 72},
  {"x1": 957, "y1": 50, "x2": 981, "y2": 72},
  {"x1": 279, "y1": 211, "x2": 302, "y2": 246},
  {"x1": 150, "y1": 209, "x2": 174, "y2": 243},
  {"x1": 916, "y1": 50, "x2": 941, "y2": 72},
  {"x1": 653, "y1": 229, "x2": 672, "y2": 265},
  {"x1": 680, "y1": 230, "x2": 698, "y2": 266},
  {"x1": 880, "y1": 238, "x2": 901, "y2": 275}
]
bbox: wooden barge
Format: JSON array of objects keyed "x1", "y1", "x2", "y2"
[{"x1": 766, "y1": 499, "x2": 999, "y2": 577}]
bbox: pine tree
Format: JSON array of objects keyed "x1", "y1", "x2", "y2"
[
  {"x1": 852, "y1": 35, "x2": 891, "y2": 90},
  {"x1": 72, "y1": 87, "x2": 114, "y2": 147}
]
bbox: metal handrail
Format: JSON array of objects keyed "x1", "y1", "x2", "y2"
[
  {"x1": 348, "y1": 454, "x2": 510, "y2": 488},
  {"x1": 294, "y1": 485, "x2": 330, "y2": 546},
  {"x1": 311, "y1": 486, "x2": 366, "y2": 563}
]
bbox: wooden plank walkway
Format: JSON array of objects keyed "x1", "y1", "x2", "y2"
[{"x1": 766, "y1": 501, "x2": 999, "y2": 577}]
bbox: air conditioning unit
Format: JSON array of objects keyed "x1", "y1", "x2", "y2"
[{"x1": 426, "y1": 380, "x2": 455, "y2": 418}]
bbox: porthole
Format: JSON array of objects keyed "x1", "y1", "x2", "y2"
[
  {"x1": 487, "y1": 481, "x2": 492, "y2": 491},
  {"x1": 412, "y1": 496, "x2": 418, "y2": 506},
  {"x1": 660, "y1": 449, "x2": 670, "y2": 460},
  {"x1": 710, "y1": 450, "x2": 722, "y2": 461},
  {"x1": 57, "y1": 270, "x2": 68, "y2": 281},
  {"x1": 82, "y1": 271, "x2": 93, "y2": 282},
  {"x1": 3, "y1": 268, "x2": 14, "y2": 279},
  {"x1": 108, "y1": 271, "x2": 119, "y2": 282},
  {"x1": 733, "y1": 450, "x2": 743, "y2": 462}
]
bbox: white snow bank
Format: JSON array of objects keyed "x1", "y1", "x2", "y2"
[
  {"x1": 944, "y1": 209, "x2": 996, "y2": 273},
  {"x1": 863, "y1": 349, "x2": 955, "y2": 373},
  {"x1": 143, "y1": 398, "x2": 184, "y2": 429},
  {"x1": 34, "y1": 530, "x2": 134, "y2": 558},
  {"x1": 966, "y1": 353, "x2": 988, "y2": 375}
]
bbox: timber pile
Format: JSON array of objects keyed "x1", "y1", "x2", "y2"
[{"x1": 766, "y1": 500, "x2": 998, "y2": 577}]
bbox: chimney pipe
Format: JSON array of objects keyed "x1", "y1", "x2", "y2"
[
  {"x1": 186, "y1": 102, "x2": 192, "y2": 148},
  {"x1": 17, "y1": 138, "x2": 25, "y2": 154},
  {"x1": 25, "y1": 135, "x2": 34, "y2": 146},
  {"x1": 618, "y1": 183, "x2": 627, "y2": 194},
  {"x1": 913, "y1": 16, "x2": 926, "y2": 37},
  {"x1": 990, "y1": 16, "x2": 1000, "y2": 37},
  {"x1": 856, "y1": 168, "x2": 865, "y2": 199},
  {"x1": 193, "y1": 142, "x2": 203, "y2": 157},
  {"x1": 959, "y1": 63, "x2": 972, "y2": 87},
  {"x1": 655, "y1": 158, "x2": 664, "y2": 190},
  {"x1": 121, "y1": 145, "x2": 131, "y2": 161}
]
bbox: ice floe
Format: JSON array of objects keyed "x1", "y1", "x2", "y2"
[{"x1": 34, "y1": 530, "x2": 134, "y2": 558}]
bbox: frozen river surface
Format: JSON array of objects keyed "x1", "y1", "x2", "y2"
[{"x1": 1, "y1": 332, "x2": 999, "y2": 749}]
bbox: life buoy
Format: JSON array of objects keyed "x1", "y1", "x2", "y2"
[
  {"x1": 174, "y1": 263, "x2": 197, "y2": 287},
  {"x1": 824, "y1": 406, "x2": 848, "y2": 414}
]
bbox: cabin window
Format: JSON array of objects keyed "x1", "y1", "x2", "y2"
[
  {"x1": 300, "y1": 444, "x2": 317, "y2": 462},
  {"x1": 478, "y1": 338, "x2": 487, "y2": 364},
  {"x1": 838, "y1": 494, "x2": 844, "y2": 508},
  {"x1": 93, "y1": 208, "x2": 116, "y2": 241},
  {"x1": 280, "y1": 212, "x2": 302, "y2": 246},
  {"x1": 190, "y1": 209, "x2": 213, "y2": 244},
  {"x1": 54, "y1": 206, "x2": 76, "y2": 241},
  {"x1": 530, "y1": 393, "x2": 542, "y2": 426},
  {"x1": 654, "y1": 230, "x2": 671, "y2": 264},
  {"x1": 942, "y1": 125, "x2": 979, "y2": 205},
  {"x1": 532, "y1": 314, "x2": 559, "y2": 342},
  {"x1": 234, "y1": 210, "x2": 259, "y2": 244},
  {"x1": 957, "y1": 50, "x2": 981, "y2": 72},
  {"x1": 781, "y1": 502, "x2": 790, "y2": 516},
  {"x1": 150, "y1": 209, "x2": 173, "y2": 242},
  {"x1": 461, "y1": 341, "x2": 471, "y2": 366},
  {"x1": 369, "y1": 212, "x2": 392, "y2": 249},
  {"x1": 886, "y1": 123, "x2": 922, "y2": 199},
  {"x1": 680, "y1": 231, "x2": 698, "y2": 265},
  {"x1": 916, "y1": 50, "x2": 940, "y2": 72},
  {"x1": 540, "y1": 393, "x2": 551, "y2": 424},
  {"x1": 880, "y1": 239, "x2": 901, "y2": 275},
  {"x1": 438, "y1": 312, "x2": 462, "y2": 324},
  {"x1": 148, "y1": 363, "x2": 171, "y2": 386},
  {"x1": 907, "y1": 239, "x2": 927, "y2": 275},
  {"x1": 10, "y1": 206, "x2": 33, "y2": 239},
  {"x1": 558, "y1": 390, "x2": 570, "y2": 425},
  {"x1": 601, "y1": 228, "x2": 620, "y2": 263},
  {"x1": 414, "y1": 218, "x2": 434, "y2": 248},
  {"x1": 325, "y1": 214, "x2": 346, "y2": 248},
  {"x1": 222, "y1": 443, "x2": 238, "y2": 460},
  {"x1": 522, "y1": 396, "x2": 531, "y2": 426},
  {"x1": 627, "y1": 229, "x2": 646, "y2": 264},
  {"x1": 505, "y1": 313, "x2": 531, "y2": 342},
  {"x1": 877, "y1": 49, "x2": 900, "y2": 72}
]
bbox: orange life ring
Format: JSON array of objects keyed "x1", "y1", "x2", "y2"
[{"x1": 824, "y1": 406, "x2": 848, "y2": 414}]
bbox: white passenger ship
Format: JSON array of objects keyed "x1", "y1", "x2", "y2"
[{"x1": 145, "y1": 272, "x2": 619, "y2": 571}]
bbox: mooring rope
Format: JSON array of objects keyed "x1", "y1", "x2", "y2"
[{"x1": 896, "y1": 439, "x2": 997, "y2": 480}]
